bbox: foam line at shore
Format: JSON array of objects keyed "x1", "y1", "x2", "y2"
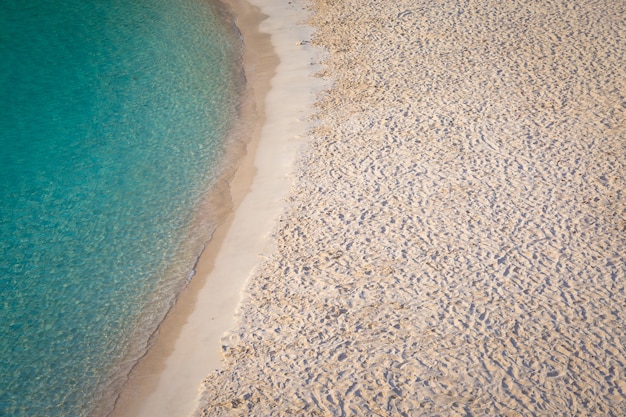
[{"x1": 110, "y1": 0, "x2": 327, "y2": 416}]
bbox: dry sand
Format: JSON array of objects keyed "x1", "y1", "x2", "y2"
[{"x1": 195, "y1": 0, "x2": 626, "y2": 415}]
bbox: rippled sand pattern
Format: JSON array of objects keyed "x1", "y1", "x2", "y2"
[{"x1": 198, "y1": 0, "x2": 626, "y2": 415}]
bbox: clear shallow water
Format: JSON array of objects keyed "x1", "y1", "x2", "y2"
[{"x1": 0, "y1": 0, "x2": 241, "y2": 415}]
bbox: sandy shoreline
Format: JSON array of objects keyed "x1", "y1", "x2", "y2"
[
  {"x1": 197, "y1": 0, "x2": 626, "y2": 415},
  {"x1": 110, "y1": 0, "x2": 325, "y2": 415}
]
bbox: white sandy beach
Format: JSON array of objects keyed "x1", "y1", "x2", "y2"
[{"x1": 193, "y1": 0, "x2": 626, "y2": 415}]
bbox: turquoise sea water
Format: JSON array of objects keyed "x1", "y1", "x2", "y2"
[{"x1": 0, "y1": 0, "x2": 242, "y2": 415}]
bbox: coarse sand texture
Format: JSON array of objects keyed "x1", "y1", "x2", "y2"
[{"x1": 197, "y1": 0, "x2": 626, "y2": 415}]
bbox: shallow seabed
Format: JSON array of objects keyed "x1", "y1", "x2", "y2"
[{"x1": 0, "y1": 0, "x2": 241, "y2": 415}]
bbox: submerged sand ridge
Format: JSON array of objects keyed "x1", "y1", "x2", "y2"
[{"x1": 197, "y1": 0, "x2": 626, "y2": 415}]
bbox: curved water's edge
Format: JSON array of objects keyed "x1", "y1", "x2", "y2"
[
  {"x1": 110, "y1": 0, "x2": 331, "y2": 415},
  {"x1": 191, "y1": 0, "x2": 331, "y2": 415},
  {"x1": 102, "y1": 1, "x2": 261, "y2": 416},
  {"x1": 101, "y1": 11, "x2": 251, "y2": 417}
]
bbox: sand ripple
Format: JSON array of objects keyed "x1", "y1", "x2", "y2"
[{"x1": 196, "y1": 0, "x2": 626, "y2": 415}]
